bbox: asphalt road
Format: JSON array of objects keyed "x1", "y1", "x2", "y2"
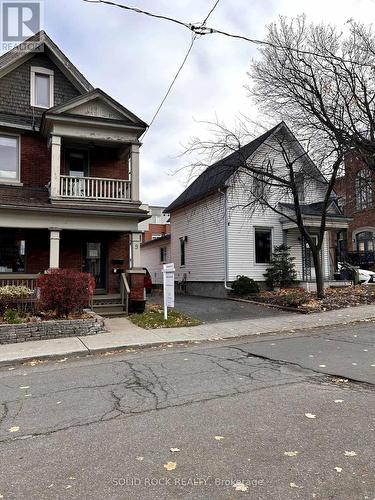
[
  {"x1": 149, "y1": 293, "x2": 288, "y2": 322},
  {"x1": 0, "y1": 322, "x2": 374, "y2": 499}
]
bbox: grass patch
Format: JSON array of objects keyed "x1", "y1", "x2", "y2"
[{"x1": 129, "y1": 303, "x2": 202, "y2": 329}]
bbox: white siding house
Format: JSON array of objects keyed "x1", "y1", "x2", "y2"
[
  {"x1": 141, "y1": 235, "x2": 171, "y2": 285},
  {"x1": 166, "y1": 123, "x2": 350, "y2": 297}
]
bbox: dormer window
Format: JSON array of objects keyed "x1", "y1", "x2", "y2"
[{"x1": 30, "y1": 67, "x2": 54, "y2": 109}]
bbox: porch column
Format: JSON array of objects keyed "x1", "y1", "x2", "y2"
[
  {"x1": 130, "y1": 144, "x2": 140, "y2": 202},
  {"x1": 131, "y1": 232, "x2": 142, "y2": 269},
  {"x1": 49, "y1": 228, "x2": 61, "y2": 269},
  {"x1": 50, "y1": 135, "x2": 61, "y2": 198}
]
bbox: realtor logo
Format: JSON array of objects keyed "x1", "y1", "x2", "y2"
[{"x1": 2, "y1": 1, "x2": 42, "y2": 46}]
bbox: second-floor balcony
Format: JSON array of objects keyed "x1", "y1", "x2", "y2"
[{"x1": 59, "y1": 175, "x2": 132, "y2": 201}]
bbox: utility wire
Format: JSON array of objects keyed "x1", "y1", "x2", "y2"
[
  {"x1": 83, "y1": 0, "x2": 374, "y2": 67},
  {"x1": 141, "y1": 34, "x2": 197, "y2": 140},
  {"x1": 140, "y1": 0, "x2": 221, "y2": 139}
]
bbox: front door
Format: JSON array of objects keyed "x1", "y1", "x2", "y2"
[{"x1": 84, "y1": 242, "x2": 106, "y2": 291}]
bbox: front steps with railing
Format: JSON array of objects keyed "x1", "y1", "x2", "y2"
[{"x1": 92, "y1": 294, "x2": 127, "y2": 317}]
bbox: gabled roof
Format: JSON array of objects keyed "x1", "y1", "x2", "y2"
[
  {"x1": 45, "y1": 88, "x2": 147, "y2": 128},
  {"x1": 280, "y1": 200, "x2": 349, "y2": 219},
  {"x1": 165, "y1": 123, "x2": 282, "y2": 213},
  {"x1": 0, "y1": 31, "x2": 93, "y2": 93}
]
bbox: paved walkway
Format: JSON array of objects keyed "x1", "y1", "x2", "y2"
[{"x1": 0, "y1": 304, "x2": 375, "y2": 365}]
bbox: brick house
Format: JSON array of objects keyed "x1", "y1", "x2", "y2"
[
  {"x1": 335, "y1": 153, "x2": 375, "y2": 269},
  {"x1": 0, "y1": 31, "x2": 150, "y2": 308}
]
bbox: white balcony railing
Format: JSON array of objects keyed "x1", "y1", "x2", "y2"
[{"x1": 59, "y1": 175, "x2": 132, "y2": 201}]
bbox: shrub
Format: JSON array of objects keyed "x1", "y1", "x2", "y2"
[
  {"x1": 0, "y1": 286, "x2": 33, "y2": 315},
  {"x1": 264, "y1": 244, "x2": 297, "y2": 289},
  {"x1": 3, "y1": 308, "x2": 22, "y2": 324},
  {"x1": 37, "y1": 269, "x2": 95, "y2": 317},
  {"x1": 232, "y1": 275, "x2": 260, "y2": 295}
]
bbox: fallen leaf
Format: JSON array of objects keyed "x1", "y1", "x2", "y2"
[
  {"x1": 334, "y1": 467, "x2": 342, "y2": 473},
  {"x1": 48, "y1": 484, "x2": 54, "y2": 488},
  {"x1": 170, "y1": 448, "x2": 181, "y2": 453},
  {"x1": 334, "y1": 400, "x2": 344, "y2": 403},
  {"x1": 214, "y1": 436, "x2": 225, "y2": 441},
  {"x1": 344, "y1": 451, "x2": 357, "y2": 457},
  {"x1": 232, "y1": 482, "x2": 248, "y2": 492},
  {"x1": 19, "y1": 386, "x2": 29, "y2": 390},
  {"x1": 65, "y1": 485, "x2": 72, "y2": 489},
  {"x1": 319, "y1": 364, "x2": 326, "y2": 368},
  {"x1": 284, "y1": 451, "x2": 299, "y2": 457},
  {"x1": 68, "y1": 477, "x2": 76, "y2": 480},
  {"x1": 136, "y1": 457, "x2": 144, "y2": 461},
  {"x1": 352, "y1": 363, "x2": 357, "y2": 366},
  {"x1": 305, "y1": 413, "x2": 316, "y2": 419},
  {"x1": 8, "y1": 367, "x2": 15, "y2": 371},
  {"x1": 56, "y1": 401, "x2": 62, "y2": 405},
  {"x1": 163, "y1": 462, "x2": 177, "y2": 471},
  {"x1": 57, "y1": 358, "x2": 67, "y2": 363},
  {"x1": 289, "y1": 482, "x2": 303, "y2": 489},
  {"x1": 8, "y1": 426, "x2": 20, "y2": 433}
]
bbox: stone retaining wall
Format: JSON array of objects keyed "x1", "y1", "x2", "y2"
[{"x1": 0, "y1": 314, "x2": 106, "y2": 344}]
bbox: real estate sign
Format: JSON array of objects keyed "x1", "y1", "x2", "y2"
[{"x1": 162, "y1": 263, "x2": 175, "y2": 319}]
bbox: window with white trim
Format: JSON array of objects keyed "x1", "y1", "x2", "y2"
[
  {"x1": 160, "y1": 246, "x2": 167, "y2": 263},
  {"x1": 0, "y1": 134, "x2": 19, "y2": 182},
  {"x1": 31, "y1": 67, "x2": 54, "y2": 109},
  {"x1": 255, "y1": 228, "x2": 272, "y2": 264}
]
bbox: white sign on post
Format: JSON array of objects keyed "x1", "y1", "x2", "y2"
[{"x1": 162, "y1": 263, "x2": 175, "y2": 320}]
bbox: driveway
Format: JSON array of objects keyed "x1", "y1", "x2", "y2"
[{"x1": 149, "y1": 292, "x2": 287, "y2": 323}]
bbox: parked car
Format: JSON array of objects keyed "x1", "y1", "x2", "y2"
[
  {"x1": 143, "y1": 268, "x2": 153, "y2": 293},
  {"x1": 338, "y1": 263, "x2": 375, "y2": 283}
]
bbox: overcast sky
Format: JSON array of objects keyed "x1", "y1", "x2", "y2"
[{"x1": 42, "y1": 0, "x2": 375, "y2": 205}]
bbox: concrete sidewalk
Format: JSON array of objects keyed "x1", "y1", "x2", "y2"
[{"x1": 1, "y1": 304, "x2": 375, "y2": 365}]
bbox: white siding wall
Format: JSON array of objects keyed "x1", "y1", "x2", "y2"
[
  {"x1": 141, "y1": 240, "x2": 171, "y2": 285},
  {"x1": 226, "y1": 135, "x2": 331, "y2": 282},
  {"x1": 170, "y1": 193, "x2": 225, "y2": 282}
]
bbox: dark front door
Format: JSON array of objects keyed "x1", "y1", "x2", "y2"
[{"x1": 84, "y1": 242, "x2": 106, "y2": 291}]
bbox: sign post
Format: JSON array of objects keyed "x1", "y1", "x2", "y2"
[{"x1": 162, "y1": 263, "x2": 175, "y2": 320}]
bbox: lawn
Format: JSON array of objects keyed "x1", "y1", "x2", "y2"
[{"x1": 129, "y1": 303, "x2": 202, "y2": 329}]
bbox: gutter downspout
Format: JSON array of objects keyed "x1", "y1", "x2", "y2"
[{"x1": 219, "y1": 188, "x2": 232, "y2": 291}]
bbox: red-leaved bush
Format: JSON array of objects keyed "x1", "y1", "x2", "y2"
[{"x1": 37, "y1": 269, "x2": 96, "y2": 317}]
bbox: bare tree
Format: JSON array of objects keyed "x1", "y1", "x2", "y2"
[
  {"x1": 185, "y1": 119, "x2": 344, "y2": 299},
  {"x1": 250, "y1": 16, "x2": 375, "y2": 167}
]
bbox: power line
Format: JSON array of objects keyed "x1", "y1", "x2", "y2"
[
  {"x1": 83, "y1": 0, "x2": 374, "y2": 67},
  {"x1": 141, "y1": 34, "x2": 197, "y2": 140},
  {"x1": 140, "y1": 0, "x2": 221, "y2": 140}
]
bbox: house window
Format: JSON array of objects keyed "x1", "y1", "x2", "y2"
[
  {"x1": 0, "y1": 232, "x2": 25, "y2": 273},
  {"x1": 355, "y1": 169, "x2": 373, "y2": 211},
  {"x1": 295, "y1": 172, "x2": 305, "y2": 202},
  {"x1": 160, "y1": 246, "x2": 167, "y2": 263},
  {"x1": 31, "y1": 67, "x2": 54, "y2": 108},
  {"x1": 0, "y1": 135, "x2": 19, "y2": 182},
  {"x1": 255, "y1": 228, "x2": 272, "y2": 264},
  {"x1": 356, "y1": 231, "x2": 374, "y2": 252},
  {"x1": 180, "y1": 238, "x2": 186, "y2": 266}
]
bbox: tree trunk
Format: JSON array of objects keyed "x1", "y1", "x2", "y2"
[{"x1": 311, "y1": 249, "x2": 325, "y2": 299}]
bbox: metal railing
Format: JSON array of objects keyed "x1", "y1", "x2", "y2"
[
  {"x1": 120, "y1": 273, "x2": 130, "y2": 314},
  {"x1": 60, "y1": 175, "x2": 132, "y2": 201}
]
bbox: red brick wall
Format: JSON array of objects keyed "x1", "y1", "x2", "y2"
[
  {"x1": 20, "y1": 136, "x2": 129, "y2": 189},
  {"x1": 60, "y1": 145, "x2": 129, "y2": 180},
  {"x1": 142, "y1": 224, "x2": 170, "y2": 242},
  {"x1": 107, "y1": 233, "x2": 130, "y2": 293},
  {"x1": 24, "y1": 230, "x2": 130, "y2": 293},
  {"x1": 26, "y1": 230, "x2": 49, "y2": 273},
  {"x1": 20, "y1": 133, "x2": 51, "y2": 187},
  {"x1": 338, "y1": 153, "x2": 375, "y2": 250}
]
